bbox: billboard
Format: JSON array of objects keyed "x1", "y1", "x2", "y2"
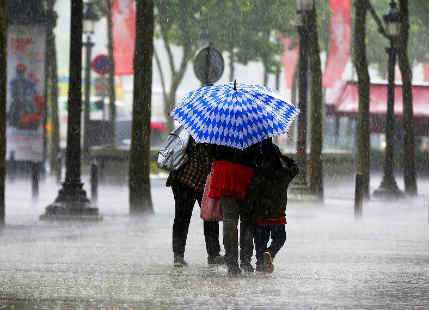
[{"x1": 6, "y1": 24, "x2": 46, "y2": 162}]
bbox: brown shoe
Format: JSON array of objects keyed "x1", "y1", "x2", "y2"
[
  {"x1": 263, "y1": 252, "x2": 274, "y2": 273},
  {"x1": 174, "y1": 255, "x2": 188, "y2": 267}
]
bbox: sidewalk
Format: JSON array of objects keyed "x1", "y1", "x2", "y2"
[{"x1": 0, "y1": 174, "x2": 428, "y2": 309}]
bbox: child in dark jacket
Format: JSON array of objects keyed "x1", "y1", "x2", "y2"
[{"x1": 244, "y1": 140, "x2": 298, "y2": 273}]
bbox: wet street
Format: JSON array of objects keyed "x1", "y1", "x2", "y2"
[{"x1": 0, "y1": 174, "x2": 428, "y2": 310}]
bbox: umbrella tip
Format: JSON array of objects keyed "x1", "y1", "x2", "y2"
[{"x1": 234, "y1": 80, "x2": 237, "y2": 91}]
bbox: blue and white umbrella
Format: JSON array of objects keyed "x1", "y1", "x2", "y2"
[{"x1": 171, "y1": 81, "x2": 300, "y2": 150}]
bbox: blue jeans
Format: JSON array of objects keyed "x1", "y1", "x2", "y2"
[{"x1": 253, "y1": 224, "x2": 286, "y2": 267}]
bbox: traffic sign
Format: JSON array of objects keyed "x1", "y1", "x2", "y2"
[
  {"x1": 193, "y1": 47, "x2": 224, "y2": 85},
  {"x1": 91, "y1": 54, "x2": 110, "y2": 75}
]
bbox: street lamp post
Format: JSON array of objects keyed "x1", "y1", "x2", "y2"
[
  {"x1": 291, "y1": 0, "x2": 313, "y2": 192},
  {"x1": 82, "y1": 2, "x2": 98, "y2": 160},
  {"x1": 41, "y1": 0, "x2": 101, "y2": 221},
  {"x1": 374, "y1": 0, "x2": 403, "y2": 198}
]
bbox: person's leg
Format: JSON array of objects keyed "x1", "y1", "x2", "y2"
[
  {"x1": 196, "y1": 192, "x2": 222, "y2": 263},
  {"x1": 239, "y1": 214, "x2": 254, "y2": 272},
  {"x1": 267, "y1": 224, "x2": 287, "y2": 260},
  {"x1": 172, "y1": 183, "x2": 196, "y2": 265},
  {"x1": 253, "y1": 223, "x2": 270, "y2": 271},
  {"x1": 222, "y1": 195, "x2": 240, "y2": 273}
]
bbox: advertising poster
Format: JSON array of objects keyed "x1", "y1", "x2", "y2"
[{"x1": 6, "y1": 24, "x2": 46, "y2": 162}]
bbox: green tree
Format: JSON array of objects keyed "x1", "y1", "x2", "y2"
[
  {"x1": 154, "y1": 0, "x2": 202, "y2": 131},
  {"x1": 366, "y1": 1, "x2": 428, "y2": 76},
  {"x1": 129, "y1": 0, "x2": 154, "y2": 214},
  {"x1": 44, "y1": 0, "x2": 60, "y2": 176},
  {"x1": 353, "y1": 0, "x2": 371, "y2": 198},
  {"x1": 226, "y1": 1, "x2": 296, "y2": 85},
  {"x1": 397, "y1": 0, "x2": 417, "y2": 194},
  {"x1": 0, "y1": 0, "x2": 6, "y2": 225},
  {"x1": 308, "y1": 6, "x2": 324, "y2": 199},
  {"x1": 154, "y1": 0, "x2": 329, "y2": 129}
]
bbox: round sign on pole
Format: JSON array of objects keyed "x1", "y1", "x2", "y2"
[
  {"x1": 193, "y1": 47, "x2": 224, "y2": 85},
  {"x1": 91, "y1": 54, "x2": 110, "y2": 75}
]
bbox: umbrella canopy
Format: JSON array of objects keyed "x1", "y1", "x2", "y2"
[{"x1": 170, "y1": 81, "x2": 299, "y2": 150}]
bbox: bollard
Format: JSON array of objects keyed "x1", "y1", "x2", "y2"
[
  {"x1": 32, "y1": 162, "x2": 40, "y2": 201},
  {"x1": 8, "y1": 151, "x2": 16, "y2": 182},
  {"x1": 90, "y1": 162, "x2": 98, "y2": 203},
  {"x1": 354, "y1": 174, "x2": 363, "y2": 218},
  {"x1": 56, "y1": 153, "x2": 62, "y2": 184}
]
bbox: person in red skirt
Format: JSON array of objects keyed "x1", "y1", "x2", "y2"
[{"x1": 206, "y1": 143, "x2": 260, "y2": 274}]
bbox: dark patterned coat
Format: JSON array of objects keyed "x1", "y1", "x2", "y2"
[{"x1": 166, "y1": 137, "x2": 213, "y2": 193}]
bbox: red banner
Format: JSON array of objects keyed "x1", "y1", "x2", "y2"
[
  {"x1": 111, "y1": 0, "x2": 135, "y2": 75},
  {"x1": 322, "y1": 0, "x2": 351, "y2": 88},
  {"x1": 424, "y1": 63, "x2": 429, "y2": 82},
  {"x1": 280, "y1": 36, "x2": 299, "y2": 89}
]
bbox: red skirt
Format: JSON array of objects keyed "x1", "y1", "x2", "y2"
[{"x1": 208, "y1": 160, "x2": 254, "y2": 200}]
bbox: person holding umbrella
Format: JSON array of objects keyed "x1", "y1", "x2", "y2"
[
  {"x1": 205, "y1": 142, "x2": 258, "y2": 274},
  {"x1": 171, "y1": 81, "x2": 299, "y2": 274},
  {"x1": 166, "y1": 136, "x2": 224, "y2": 267}
]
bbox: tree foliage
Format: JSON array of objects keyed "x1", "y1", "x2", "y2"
[
  {"x1": 155, "y1": 0, "x2": 330, "y2": 124},
  {"x1": 366, "y1": 0, "x2": 429, "y2": 75}
]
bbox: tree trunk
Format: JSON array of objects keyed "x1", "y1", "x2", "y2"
[
  {"x1": 397, "y1": 0, "x2": 417, "y2": 195},
  {"x1": 263, "y1": 62, "x2": 269, "y2": 86},
  {"x1": 288, "y1": 70, "x2": 298, "y2": 148},
  {"x1": 229, "y1": 47, "x2": 235, "y2": 82},
  {"x1": 353, "y1": 0, "x2": 371, "y2": 198},
  {"x1": 275, "y1": 67, "x2": 280, "y2": 90},
  {"x1": 105, "y1": 0, "x2": 116, "y2": 144},
  {"x1": 164, "y1": 92, "x2": 175, "y2": 132},
  {"x1": 47, "y1": 0, "x2": 60, "y2": 175},
  {"x1": 0, "y1": 0, "x2": 7, "y2": 225},
  {"x1": 129, "y1": 0, "x2": 154, "y2": 214},
  {"x1": 308, "y1": 7, "x2": 324, "y2": 199}
]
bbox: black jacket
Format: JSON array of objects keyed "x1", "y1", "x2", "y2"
[
  {"x1": 204, "y1": 143, "x2": 260, "y2": 168},
  {"x1": 243, "y1": 144, "x2": 298, "y2": 220}
]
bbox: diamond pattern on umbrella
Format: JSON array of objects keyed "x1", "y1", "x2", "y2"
[{"x1": 171, "y1": 81, "x2": 299, "y2": 150}]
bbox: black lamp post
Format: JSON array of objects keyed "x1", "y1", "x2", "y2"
[
  {"x1": 82, "y1": 1, "x2": 98, "y2": 160},
  {"x1": 41, "y1": 0, "x2": 101, "y2": 221},
  {"x1": 292, "y1": 0, "x2": 313, "y2": 190},
  {"x1": 374, "y1": 0, "x2": 403, "y2": 198}
]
